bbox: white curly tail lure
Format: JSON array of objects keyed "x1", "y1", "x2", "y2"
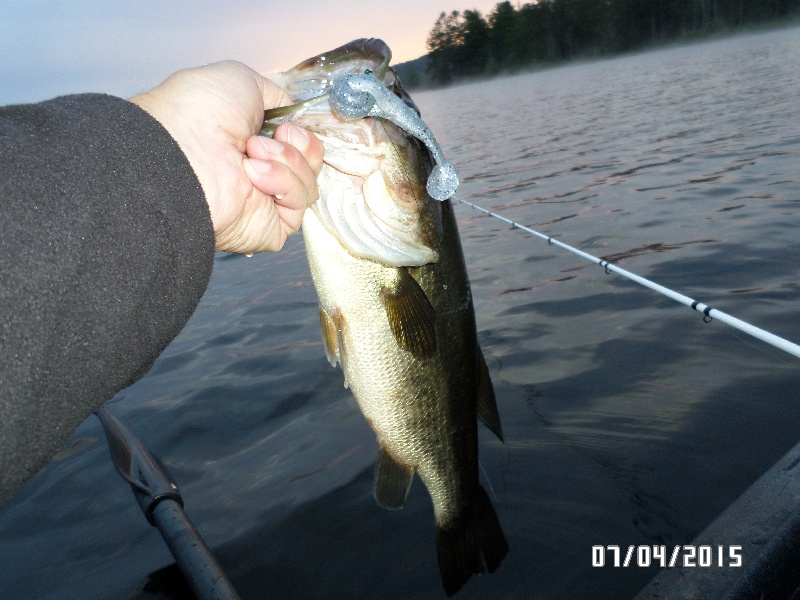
[{"x1": 330, "y1": 72, "x2": 459, "y2": 201}]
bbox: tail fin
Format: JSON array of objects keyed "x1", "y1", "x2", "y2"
[{"x1": 435, "y1": 486, "x2": 508, "y2": 596}]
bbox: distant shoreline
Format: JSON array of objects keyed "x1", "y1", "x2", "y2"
[{"x1": 394, "y1": 15, "x2": 800, "y2": 92}]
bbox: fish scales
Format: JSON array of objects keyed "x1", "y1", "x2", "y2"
[{"x1": 264, "y1": 38, "x2": 507, "y2": 596}]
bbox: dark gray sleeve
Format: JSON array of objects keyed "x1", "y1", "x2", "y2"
[{"x1": 0, "y1": 93, "x2": 216, "y2": 506}]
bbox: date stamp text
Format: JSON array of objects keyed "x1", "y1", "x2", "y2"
[{"x1": 592, "y1": 545, "x2": 742, "y2": 568}]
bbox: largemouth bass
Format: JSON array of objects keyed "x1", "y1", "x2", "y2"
[{"x1": 264, "y1": 39, "x2": 507, "y2": 596}]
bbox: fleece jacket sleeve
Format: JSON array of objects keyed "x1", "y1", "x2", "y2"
[{"x1": 0, "y1": 93, "x2": 216, "y2": 506}]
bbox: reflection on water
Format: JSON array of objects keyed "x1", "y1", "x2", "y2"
[{"x1": 2, "y1": 28, "x2": 800, "y2": 600}]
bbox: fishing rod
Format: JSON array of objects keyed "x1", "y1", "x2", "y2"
[
  {"x1": 95, "y1": 407, "x2": 242, "y2": 600},
  {"x1": 263, "y1": 61, "x2": 798, "y2": 358},
  {"x1": 456, "y1": 197, "x2": 800, "y2": 361}
]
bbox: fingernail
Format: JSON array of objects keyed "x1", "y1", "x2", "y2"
[
  {"x1": 286, "y1": 122, "x2": 309, "y2": 148},
  {"x1": 248, "y1": 158, "x2": 271, "y2": 174},
  {"x1": 258, "y1": 135, "x2": 284, "y2": 156}
]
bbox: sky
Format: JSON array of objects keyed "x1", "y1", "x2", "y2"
[{"x1": 0, "y1": 0, "x2": 502, "y2": 105}]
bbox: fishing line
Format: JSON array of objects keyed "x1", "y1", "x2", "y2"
[
  {"x1": 723, "y1": 322, "x2": 797, "y2": 368},
  {"x1": 456, "y1": 197, "x2": 800, "y2": 361},
  {"x1": 479, "y1": 461, "x2": 499, "y2": 503}
]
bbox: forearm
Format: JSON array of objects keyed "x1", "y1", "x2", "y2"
[{"x1": 0, "y1": 94, "x2": 215, "y2": 506}]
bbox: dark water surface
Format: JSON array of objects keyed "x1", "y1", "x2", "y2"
[{"x1": 2, "y1": 28, "x2": 800, "y2": 600}]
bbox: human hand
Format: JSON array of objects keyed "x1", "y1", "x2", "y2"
[{"x1": 130, "y1": 61, "x2": 324, "y2": 254}]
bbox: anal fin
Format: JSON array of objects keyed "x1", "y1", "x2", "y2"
[
  {"x1": 476, "y1": 350, "x2": 504, "y2": 442},
  {"x1": 381, "y1": 268, "x2": 436, "y2": 358},
  {"x1": 374, "y1": 444, "x2": 414, "y2": 509}
]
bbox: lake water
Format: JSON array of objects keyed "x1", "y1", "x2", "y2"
[{"x1": 2, "y1": 27, "x2": 800, "y2": 600}]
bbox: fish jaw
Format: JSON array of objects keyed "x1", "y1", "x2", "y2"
[{"x1": 272, "y1": 38, "x2": 392, "y2": 102}]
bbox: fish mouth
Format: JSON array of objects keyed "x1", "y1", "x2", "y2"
[
  {"x1": 262, "y1": 39, "x2": 399, "y2": 131},
  {"x1": 265, "y1": 39, "x2": 458, "y2": 204},
  {"x1": 263, "y1": 39, "x2": 443, "y2": 267}
]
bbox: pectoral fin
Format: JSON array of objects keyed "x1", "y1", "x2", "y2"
[
  {"x1": 319, "y1": 306, "x2": 349, "y2": 388},
  {"x1": 476, "y1": 350, "x2": 504, "y2": 442},
  {"x1": 381, "y1": 268, "x2": 436, "y2": 358},
  {"x1": 374, "y1": 444, "x2": 415, "y2": 509}
]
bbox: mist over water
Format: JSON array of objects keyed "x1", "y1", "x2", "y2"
[{"x1": 2, "y1": 28, "x2": 799, "y2": 599}]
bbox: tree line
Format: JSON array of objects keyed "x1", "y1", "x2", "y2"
[{"x1": 421, "y1": 0, "x2": 800, "y2": 85}]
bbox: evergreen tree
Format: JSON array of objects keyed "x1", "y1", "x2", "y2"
[
  {"x1": 488, "y1": 1, "x2": 518, "y2": 66},
  {"x1": 421, "y1": 0, "x2": 800, "y2": 86},
  {"x1": 457, "y1": 10, "x2": 491, "y2": 76},
  {"x1": 426, "y1": 11, "x2": 464, "y2": 83}
]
